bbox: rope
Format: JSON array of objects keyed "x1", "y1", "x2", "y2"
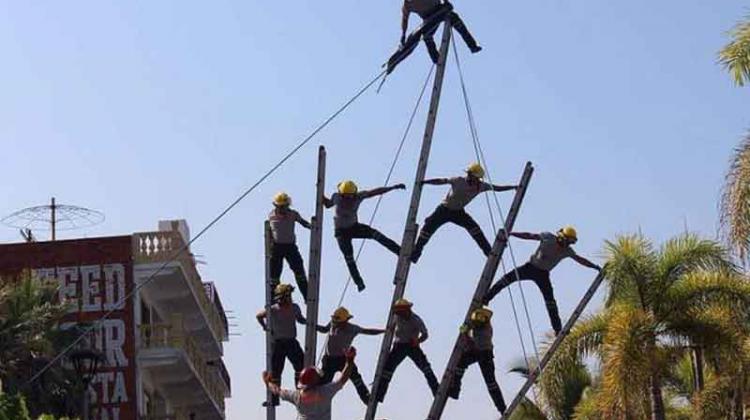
[
  {"x1": 316, "y1": 64, "x2": 436, "y2": 366},
  {"x1": 25, "y1": 69, "x2": 387, "y2": 387},
  {"x1": 451, "y1": 37, "x2": 542, "y2": 368}
]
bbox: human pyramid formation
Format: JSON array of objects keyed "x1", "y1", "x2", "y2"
[{"x1": 258, "y1": 162, "x2": 602, "y2": 417}]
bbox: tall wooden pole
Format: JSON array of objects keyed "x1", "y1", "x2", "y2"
[
  {"x1": 364, "y1": 20, "x2": 453, "y2": 420},
  {"x1": 263, "y1": 222, "x2": 277, "y2": 420},
  {"x1": 426, "y1": 162, "x2": 534, "y2": 420},
  {"x1": 305, "y1": 146, "x2": 326, "y2": 365}
]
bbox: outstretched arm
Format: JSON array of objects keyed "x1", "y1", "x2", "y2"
[
  {"x1": 323, "y1": 195, "x2": 334, "y2": 208},
  {"x1": 296, "y1": 213, "x2": 312, "y2": 229},
  {"x1": 490, "y1": 184, "x2": 519, "y2": 192},
  {"x1": 361, "y1": 184, "x2": 406, "y2": 199},
  {"x1": 510, "y1": 232, "x2": 542, "y2": 241},
  {"x1": 421, "y1": 178, "x2": 451, "y2": 186},
  {"x1": 361, "y1": 327, "x2": 386, "y2": 335},
  {"x1": 401, "y1": 4, "x2": 410, "y2": 44},
  {"x1": 318, "y1": 322, "x2": 331, "y2": 333},
  {"x1": 572, "y1": 254, "x2": 602, "y2": 271},
  {"x1": 295, "y1": 312, "x2": 329, "y2": 332}
]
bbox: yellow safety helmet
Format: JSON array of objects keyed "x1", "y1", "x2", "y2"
[
  {"x1": 337, "y1": 180, "x2": 358, "y2": 195},
  {"x1": 274, "y1": 283, "x2": 295, "y2": 297},
  {"x1": 466, "y1": 162, "x2": 485, "y2": 179},
  {"x1": 331, "y1": 306, "x2": 353, "y2": 322},
  {"x1": 273, "y1": 192, "x2": 291, "y2": 207},
  {"x1": 558, "y1": 226, "x2": 578, "y2": 243},
  {"x1": 393, "y1": 298, "x2": 413, "y2": 310},
  {"x1": 470, "y1": 307, "x2": 493, "y2": 324}
]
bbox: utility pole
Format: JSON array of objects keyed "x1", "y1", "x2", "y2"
[
  {"x1": 365, "y1": 19, "x2": 453, "y2": 420},
  {"x1": 263, "y1": 222, "x2": 276, "y2": 420},
  {"x1": 501, "y1": 270, "x2": 607, "y2": 419},
  {"x1": 51, "y1": 197, "x2": 56, "y2": 241},
  {"x1": 305, "y1": 146, "x2": 326, "y2": 365},
  {"x1": 427, "y1": 162, "x2": 534, "y2": 420}
]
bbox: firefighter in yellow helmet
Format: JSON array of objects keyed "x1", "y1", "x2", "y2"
[
  {"x1": 256, "y1": 284, "x2": 327, "y2": 406},
  {"x1": 323, "y1": 180, "x2": 406, "y2": 292},
  {"x1": 449, "y1": 307, "x2": 506, "y2": 413},
  {"x1": 318, "y1": 307, "x2": 385, "y2": 405},
  {"x1": 411, "y1": 163, "x2": 518, "y2": 263},
  {"x1": 483, "y1": 226, "x2": 601, "y2": 334},
  {"x1": 268, "y1": 192, "x2": 312, "y2": 299},
  {"x1": 372, "y1": 298, "x2": 439, "y2": 405}
]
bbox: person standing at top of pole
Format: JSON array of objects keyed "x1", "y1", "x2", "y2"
[
  {"x1": 482, "y1": 226, "x2": 601, "y2": 334},
  {"x1": 401, "y1": 0, "x2": 482, "y2": 64},
  {"x1": 268, "y1": 192, "x2": 312, "y2": 300},
  {"x1": 411, "y1": 163, "x2": 518, "y2": 263},
  {"x1": 324, "y1": 180, "x2": 405, "y2": 292}
]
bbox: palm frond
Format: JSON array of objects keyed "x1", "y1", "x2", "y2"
[
  {"x1": 507, "y1": 397, "x2": 548, "y2": 420},
  {"x1": 603, "y1": 235, "x2": 657, "y2": 308},
  {"x1": 598, "y1": 304, "x2": 654, "y2": 419},
  {"x1": 719, "y1": 17, "x2": 750, "y2": 86},
  {"x1": 720, "y1": 133, "x2": 750, "y2": 263},
  {"x1": 661, "y1": 270, "x2": 750, "y2": 320}
]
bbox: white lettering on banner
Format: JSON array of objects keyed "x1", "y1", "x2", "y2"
[
  {"x1": 80, "y1": 265, "x2": 102, "y2": 312},
  {"x1": 57, "y1": 267, "x2": 79, "y2": 313},
  {"x1": 97, "y1": 372, "x2": 115, "y2": 404},
  {"x1": 112, "y1": 371, "x2": 128, "y2": 403},
  {"x1": 103, "y1": 264, "x2": 125, "y2": 311},
  {"x1": 33, "y1": 264, "x2": 132, "y2": 418}
]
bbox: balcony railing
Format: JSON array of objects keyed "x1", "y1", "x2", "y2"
[
  {"x1": 140, "y1": 322, "x2": 225, "y2": 414},
  {"x1": 133, "y1": 231, "x2": 227, "y2": 343}
]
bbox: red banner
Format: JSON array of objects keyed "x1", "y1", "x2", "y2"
[{"x1": 0, "y1": 237, "x2": 136, "y2": 420}]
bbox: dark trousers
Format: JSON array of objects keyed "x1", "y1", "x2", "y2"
[
  {"x1": 321, "y1": 355, "x2": 371, "y2": 405},
  {"x1": 335, "y1": 223, "x2": 401, "y2": 287},
  {"x1": 421, "y1": 5, "x2": 480, "y2": 63},
  {"x1": 374, "y1": 343, "x2": 439, "y2": 402},
  {"x1": 269, "y1": 339, "x2": 304, "y2": 404},
  {"x1": 449, "y1": 349, "x2": 506, "y2": 413},
  {"x1": 484, "y1": 262, "x2": 562, "y2": 334},
  {"x1": 413, "y1": 205, "x2": 491, "y2": 259},
  {"x1": 270, "y1": 243, "x2": 308, "y2": 299}
]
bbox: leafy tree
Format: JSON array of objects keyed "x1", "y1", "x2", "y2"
[
  {"x1": 719, "y1": 15, "x2": 750, "y2": 86},
  {"x1": 541, "y1": 234, "x2": 750, "y2": 419}
]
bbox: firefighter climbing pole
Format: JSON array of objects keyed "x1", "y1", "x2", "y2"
[
  {"x1": 304, "y1": 146, "x2": 326, "y2": 365},
  {"x1": 263, "y1": 221, "x2": 276, "y2": 420},
  {"x1": 425, "y1": 162, "x2": 534, "y2": 419},
  {"x1": 500, "y1": 269, "x2": 607, "y2": 419},
  {"x1": 364, "y1": 19, "x2": 453, "y2": 420}
]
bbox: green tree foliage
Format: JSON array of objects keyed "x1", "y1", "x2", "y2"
[
  {"x1": 0, "y1": 272, "x2": 79, "y2": 417},
  {"x1": 719, "y1": 16, "x2": 750, "y2": 86},
  {"x1": 537, "y1": 233, "x2": 750, "y2": 419}
]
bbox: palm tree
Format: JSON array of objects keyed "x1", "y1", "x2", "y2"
[
  {"x1": 507, "y1": 351, "x2": 593, "y2": 420},
  {"x1": 720, "y1": 133, "x2": 750, "y2": 263},
  {"x1": 0, "y1": 271, "x2": 75, "y2": 417},
  {"x1": 541, "y1": 233, "x2": 750, "y2": 419},
  {"x1": 719, "y1": 15, "x2": 750, "y2": 87}
]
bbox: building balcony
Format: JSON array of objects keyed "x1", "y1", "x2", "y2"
[
  {"x1": 133, "y1": 231, "x2": 228, "y2": 352},
  {"x1": 139, "y1": 322, "x2": 226, "y2": 419}
]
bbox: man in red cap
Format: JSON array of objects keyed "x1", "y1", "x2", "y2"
[{"x1": 263, "y1": 347, "x2": 357, "y2": 420}]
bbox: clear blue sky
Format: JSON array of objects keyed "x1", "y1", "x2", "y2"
[{"x1": 1, "y1": 1, "x2": 749, "y2": 419}]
